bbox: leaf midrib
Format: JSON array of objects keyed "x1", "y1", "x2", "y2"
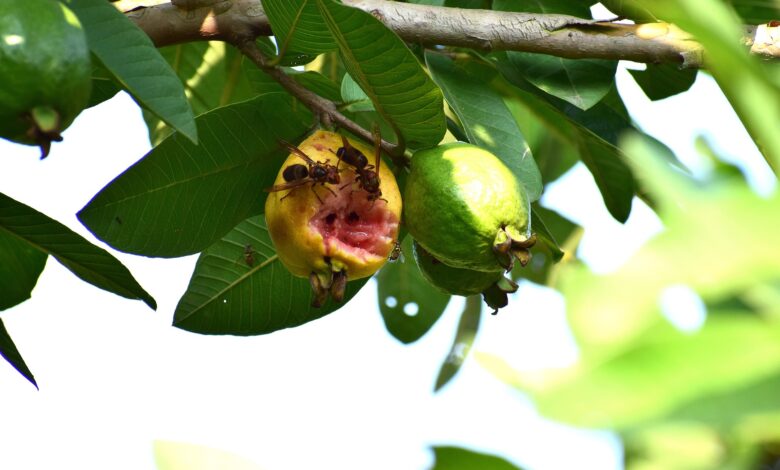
[{"x1": 176, "y1": 254, "x2": 279, "y2": 323}]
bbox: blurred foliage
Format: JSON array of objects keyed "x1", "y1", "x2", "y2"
[{"x1": 154, "y1": 441, "x2": 264, "y2": 470}]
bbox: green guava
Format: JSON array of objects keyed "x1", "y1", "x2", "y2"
[
  {"x1": 413, "y1": 240, "x2": 519, "y2": 314},
  {"x1": 0, "y1": 0, "x2": 92, "y2": 157},
  {"x1": 413, "y1": 240, "x2": 502, "y2": 296},
  {"x1": 404, "y1": 142, "x2": 534, "y2": 272}
]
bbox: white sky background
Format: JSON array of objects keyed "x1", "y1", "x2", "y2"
[{"x1": 0, "y1": 57, "x2": 773, "y2": 470}]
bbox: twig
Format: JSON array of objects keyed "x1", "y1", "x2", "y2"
[{"x1": 235, "y1": 39, "x2": 402, "y2": 159}]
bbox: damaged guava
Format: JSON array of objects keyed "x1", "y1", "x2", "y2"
[{"x1": 264, "y1": 130, "x2": 402, "y2": 307}]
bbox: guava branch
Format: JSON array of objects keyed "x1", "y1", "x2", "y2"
[
  {"x1": 123, "y1": 0, "x2": 780, "y2": 67},
  {"x1": 236, "y1": 40, "x2": 401, "y2": 158}
]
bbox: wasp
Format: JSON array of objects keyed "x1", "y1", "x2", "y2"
[
  {"x1": 265, "y1": 140, "x2": 341, "y2": 203},
  {"x1": 336, "y1": 126, "x2": 387, "y2": 204}
]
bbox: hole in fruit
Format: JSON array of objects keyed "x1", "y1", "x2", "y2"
[
  {"x1": 385, "y1": 296, "x2": 398, "y2": 308},
  {"x1": 403, "y1": 303, "x2": 419, "y2": 316},
  {"x1": 310, "y1": 182, "x2": 399, "y2": 260},
  {"x1": 323, "y1": 256, "x2": 331, "y2": 265}
]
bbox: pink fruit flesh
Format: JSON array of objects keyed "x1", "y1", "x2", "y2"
[{"x1": 309, "y1": 180, "x2": 397, "y2": 260}]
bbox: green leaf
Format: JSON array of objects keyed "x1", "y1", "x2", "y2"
[
  {"x1": 629, "y1": 64, "x2": 698, "y2": 101},
  {"x1": 260, "y1": 0, "x2": 337, "y2": 57},
  {"x1": 434, "y1": 295, "x2": 481, "y2": 392},
  {"x1": 482, "y1": 315, "x2": 780, "y2": 429},
  {"x1": 315, "y1": 0, "x2": 446, "y2": 149},
  {"x1": 431, "y1": 446, "x2": 523, "y2": 470},
  {"x1": 173, "y1": 217, "x2": 368, "y2": 335},
  {"x1": 145, "y1": 41, "x2": 256, "y2": 145},
  {"x1": 86, "y1": 61, "x2": 121, "y2": 110},
  {"x1": 425, "y1": 53, "x2": 543, "y2": 201},
  {"x1": 63, "y1": 0, "x2": 197, "y2": 143},
  {"x1": 376, "y1": 236, "x2": 450, "y2": 344},
  {"x1": 0, "y1": 318, "x2": 37, "y2": 389},
  {"x1": 0, "y1": 192, "x2": 155, "y2": 309},
  {"x1": 78, "y1": 95, "x2": 312, "y2": 258},
  {"x1": 493, "y1": 0, "x2": 615, "y2": 110},
  {"x1": 340, "y1": 73, "x2": 374, "y2": 112},
  {"x1": 503, "y1": 53, "x2": 617, "y2": 110},
  {"x1": 0, "y1": 225, "x2": 46, "y2": 311},
  {"x1": 445, "y1": 0, "x2": 490, "y2": 7},
  {"x1": 154, "y1": 440, "x2": 264, "y2": 470},
  {"x1": 493, "y1": 0, "x2": 591, "y2": 16},
  {"x1": 729, "y1": 0, "x2": 780, "y2": 23},
  {"x1": 494, "y1": 63, "x2": 636, "y2": 221}
]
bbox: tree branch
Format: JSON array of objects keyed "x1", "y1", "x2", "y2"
[
  {"x1": 236, "y1": 39, "x2": 402, "y2": 159},
  {"x1": 123, "y1": 0, "x2": 780, "y2": 66}
]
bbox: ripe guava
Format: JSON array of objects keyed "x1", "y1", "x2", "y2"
[
  {"x1": 0, "y1": 0, "x2": 92, "y2": 158},
  {"x1": 264, "y1": 130, "x2": 402, "y2": 307},
  {"x1": 404, "y1": 142, "x2": 535, "y2": 272}
]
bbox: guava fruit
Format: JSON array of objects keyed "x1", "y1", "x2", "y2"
[
  {"x1": 0, "y1": 0, "x2": 92, "y2": 158},
  {"x1": 265, "y1": 130, "x2": 402, "y2": 307},
  {"x1": 404, "y1": 142, "x2": 535, "y2": 272},
  {"x1": 413, "y1": 241, "x2": 502, "y2": 296},
  {"x1": 413, "y1": 240, "x2": 518, "y2": 314}
]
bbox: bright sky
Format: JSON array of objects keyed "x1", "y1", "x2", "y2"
[{"x1": 0, "y1": 56, "x2": 771, "y2": 470}]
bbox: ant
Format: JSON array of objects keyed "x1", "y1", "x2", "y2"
[
  {"x1": 235, "y1": 244, "x2": 257, "y2": 267},
  {"x1": 388, "y1": 240, "x2": 402, "y2": 262},
  {"x1": 336, "y1": 126, "x2": 387, "y2": 204},
  {"x1": 265, "y1": 140, "x2": 341, "y2": 203}
]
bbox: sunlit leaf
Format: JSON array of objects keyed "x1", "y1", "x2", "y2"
[
  {"x1": 481, "y1": 315, "x2": 780, "y2": 429},
  {"x1": 426, "y1": 53, "x2": 543, "y2": 201},
  {"x1": 377, "y1": 237, "x2": 450, "y2": 344},
  {"x1": 64, "y1": 0, "x2": 197, "y2": 143},
  {"x1": 174, "y1": 217, "x2": 368, "y2": 335},
  {"x1": 154, "y1": 440, "x2": 264, "y2": 470},
  {"x1": 0, "y1": 318, "x2": 37, "y2": 389},
  {"x1": 434, "y1": 295, "x2": 481, "y2": 392},
  {"x1": 78, "y1": 95, "x2": 311, "y2": 258},
  {"x1": 558, "y1": 134, "x2": 780, "y2": 352},
  {"x1": 316, "y1": 0, "x2": 446, "y2": 149},
  {"x1": 1, "y1": 192, "x2": 155, "y2": 309},
  {"x1": 145, "y1": 42, "x2": 255, "y2": 145},
  {"x1": 260, "y1": 0, "x2": 336, "y2": 58},
  {"x1": 646, "y1": 0, "x2": 780, "y2": 174}
]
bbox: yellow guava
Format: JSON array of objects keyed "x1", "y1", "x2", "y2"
[{"x1": 264, "y1": 130, "x2": 402, "y2": 306}]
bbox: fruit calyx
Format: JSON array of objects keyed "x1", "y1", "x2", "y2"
[
  {"x1": 493, "y1": 227, "x2": 537, "y2": 272},
  {"x1": 26, "y1": 106, "x2": 63, "y2": 159}
]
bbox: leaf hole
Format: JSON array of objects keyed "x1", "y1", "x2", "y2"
[
  {"x1": 384, "y1": 296, "x2": 398, "y2": 308},
  {"x1": 403, "y1": 302, "x2": 419, "y2": 317},
  {"x1": 658, "y1": 284, "x2": 706, "y2": 333}
]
